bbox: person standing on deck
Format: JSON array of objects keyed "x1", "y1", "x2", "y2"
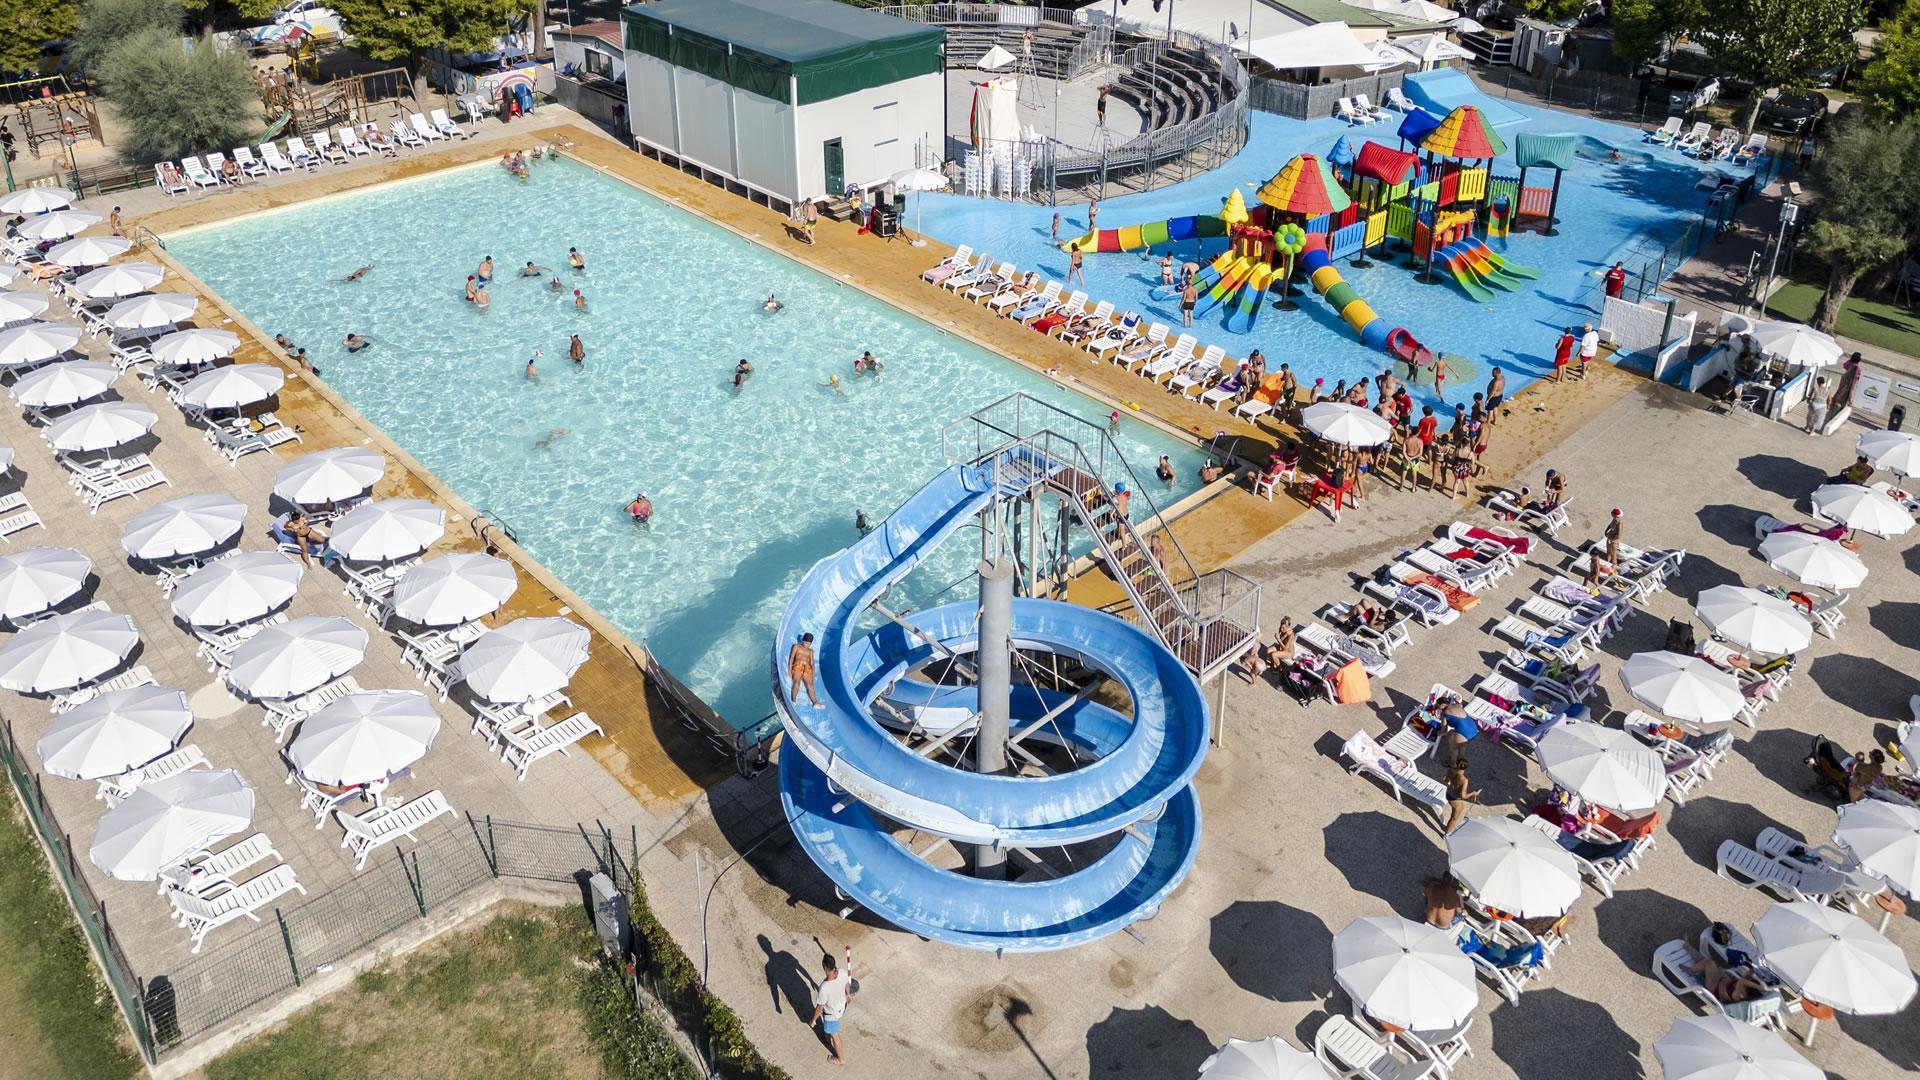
[
  {"x1": 1552, "y1": 327, "x2": 1575, "y2": 382},
  {"x1": 1603, "y1": 261, "x2": 1627, "y2": 299}
]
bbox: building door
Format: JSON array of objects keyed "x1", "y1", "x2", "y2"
[{"x1": 823, "y1": 138, "x2": 844, "y2": 197}]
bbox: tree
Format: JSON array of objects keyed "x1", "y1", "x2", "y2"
[
  {"x1": 73, "y1": 0, "x2": 184, "y2": 66},
  {"x1": 1855, "y1": 0, "x2": 1920, "y2": 120},
  {"x1": 97, "y1": 27, "x2": 258, "y2": 160},
  {"x1": 1692, "y1": 0, "x2": 1867, "y2": 133},
  {"x1": 1610, "y1": 0, "x2": 1707, "y2": 66},
  {"x1": 1798, "y1": 117, "x2": 1920, "y2": 331},
  {"x1": 0, "y1": 0, "x2": 80, "y2": 74},
  {"x1": 1515, "y1": 0, "x2": 1594, "y2": 22},
  {"x1": 328, "y1": 0, "x2": 535, "y2": 99}
]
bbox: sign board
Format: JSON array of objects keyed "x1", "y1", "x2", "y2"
[{"x1": 1852, "y1": 371, "x2": 1893, "y2": 416}]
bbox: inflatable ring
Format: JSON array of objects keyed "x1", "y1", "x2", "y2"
[{"x1": 1273, "y1": 223, "x2": 1308, "y2": 256}]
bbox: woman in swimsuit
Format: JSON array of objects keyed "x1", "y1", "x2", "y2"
[{"x1": 626, "y1": 493, "x2": 653, "y2": 524}]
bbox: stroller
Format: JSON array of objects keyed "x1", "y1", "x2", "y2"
[
  {"x1": 1805, "y1": 735, "x2": 1851, "y2": 800},
  {"x1": 1279, "y1": 656, "x2": 1334, "y2": 706}
]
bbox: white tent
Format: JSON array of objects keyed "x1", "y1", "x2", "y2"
[
  {"x1": 977, "y1": 44, "x2": 1016, "y2": 71},
  {"x1": 1345, "y1": 0, "x2": 1461, "y2": 23},
  {"x1": 1238, "y1": 22, "x2": 1382, "y2": 71},
  {"x1": 972, "y1": 78, "x2": 1019, "y2": 146},
  {"x1": 1396, "y1": 33, "x2": 1476, "y2": 68}
]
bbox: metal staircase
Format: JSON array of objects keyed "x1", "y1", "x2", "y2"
[{"x1": 944, "y1": 395, "x2": 1259, "y2": 682}]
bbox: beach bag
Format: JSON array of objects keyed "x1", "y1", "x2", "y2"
[
  {"x1": 1664, "y1": 619, "x2": 1695, "y2": 655},
  {"x1": 1332, "y1": 659, "x2": 1371, "y2": 705}
]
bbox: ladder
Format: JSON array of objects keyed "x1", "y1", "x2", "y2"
[{"x1": 945, "y1": 395, "x2": 1260, "y2": 681}]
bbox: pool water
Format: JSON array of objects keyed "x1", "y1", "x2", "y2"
[
  {"x1": 916, "y1": 103, "x2": 1724, "y2": 410},
  {"x1": 168, "y1": 159, "x2": 1208, "y2": 726}
]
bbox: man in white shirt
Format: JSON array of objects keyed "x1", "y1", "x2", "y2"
[
  {"x1": 1577, "y1": 323, "x2": 1600, "y2": 380},
  {"x1": 810, "y1": 952, "x2": 853, "y2": 1065}
]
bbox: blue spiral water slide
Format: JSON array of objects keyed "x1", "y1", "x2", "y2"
[{"x1": 772, "y1": 456, "x2": 1207, "y2": 952}]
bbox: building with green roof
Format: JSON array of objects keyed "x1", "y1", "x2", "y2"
[{"x1": 620, "y1": 0, "x2": 946, "y2": 212}]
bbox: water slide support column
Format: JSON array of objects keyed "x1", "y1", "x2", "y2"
[{"x1": 974, "y1": 556, "x2": 1014, "y2": 880}]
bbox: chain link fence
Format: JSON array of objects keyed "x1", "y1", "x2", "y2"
[{"x1": 1, "y1": 711, "x2": 641, "y2": 1066}]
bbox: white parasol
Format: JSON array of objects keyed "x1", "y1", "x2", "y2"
[
  {"x1": 10, "y1": 359, "x2": 117, "y2": 409},
  {"x1": 36, "y1": 686, "x2": 191, "y2": 780},
  {"x1": 44, "y1": 234, "x2": 133, "y2": 268},
  {"x1": 285, "y1": 689, "x2": 441, "y2": 786},
  {"x1": 458, "y1": 616, "x2": 590, "y2": 704},
  {"x1": 226, "y1": 615, "x2": 368, "y2": 700},
  {"x1": 1810, "y1": 483, "x2": 1913, "y2": 538},
  {"x1": 1301, "y1": 402, "x2": 1393, "y2": 447},
  {"x1": 1693, "y1": 585, "x2": 1812, "y2": 655},
  {"x1": 42, "y1": 401, "x2": 158, "y2": 453},
  {"x1": 0, "y1": 322, "x2": 82, "y2": 367},
  {"x1": 68, "y1": 262, "x2": 165, "y2": 300},
  {"x1": 0, "y1": 608, "x2": 138, "y2": 693},
  {"x1": 177, "y1": 363, "x2": 285, "y2": 410},
  {"x1": 104, "y1": 292, "x2": 197, "y2": 332},
  {"x1": 120, "y1": 493, "x2": 247, "y2": 562},
  {"x1": 1446, "y1": 815, "x2": 1583, "y2": 917},
  {"x1": 1618, "y1": 651, "x2": 1745, "y2": 728},
  {"x1": 1537, "y1": 721, "x2": 1669, "y2": 812},
  {"x1": 150, "y1": 327, "x2": 240, "y2": 368},
  {"x1": 89, "y1": 768, "x2": 254, "y2": 881},
  {"x1": 169, "y1": 551, "x2": 302, "y2": 628},
  {"x1": 273, "y1": 447, "x2": 385, "y2": 505},
  {"x1": 326, "y1": 498, "x2": 445, "y2": 563},
  {"x1": 1331, "y1": 916, "x2": 1477, "y2": 1032},
  {"x1": 0, "y1": 186, "x2": 75, "y2": 215},
  {"x1": 0, "y1": 546, "x2": 93, "y2": 623},
  {"x1": 391, "y1": 552, "x2": 518, "y2": 626},
  {"x1": 14, "y1": 208, "x2": 101, "y2": 241},
  {"x1": 1758, "y1": 530, "x2": 1866, "y2": 591}
]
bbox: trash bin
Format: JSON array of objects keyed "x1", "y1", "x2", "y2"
[{"x1": 1892, "y1": 404, "x2": 1906, "y2": 432}]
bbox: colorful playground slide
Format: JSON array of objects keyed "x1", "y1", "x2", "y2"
[
  {"x1": 1435, "y1": 238, "x2": 1539, "y2": 302},
  {"x1": 1151, "y1": 249, "x2": 1233, "y2": 302},
  {"x1": 1299, "y1": 232, "x2": 1414, "y2": 353},
  {"x1": 772, "y1": 457, "x2": 1206, "y2": 952},
  {"x1": 1065, "y1": 213, "x2": 1227, "y2": 253},
  {"x1": 1224, "y1": 263, "x2": 1275, "y2": 334},
  {"x1": 1193, "y1": 255, "x2": 1258, "y2": 318},
  {"x1": 1402, "y1": 68, "x2": 1530, "y2": 130}
]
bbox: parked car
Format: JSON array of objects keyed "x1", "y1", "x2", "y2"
[
  {"x1": 1759, "y1": 90, "x2": 1829, "y2": 133},
  {"x1": 1666, "y1": 76, "x2": 1720, "y2": 116},
  {"x1": 273, "y1": 0, "x2": 336, "y2": 23}
]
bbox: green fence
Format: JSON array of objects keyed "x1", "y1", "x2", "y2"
[{"x1": 0, "y1": 716, "x2": 157, "y2": 1064}]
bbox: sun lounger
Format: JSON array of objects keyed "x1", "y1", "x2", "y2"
[
  {"x1": 178, "y1": 156, "x2": 219, "y2": 190},
  {"x1": 1115, "y1": 324, "x2": 1170, "y2": 369},
  {"x1": 1133, "y1": 335, "x2": 1192, "y2": 384},
  {"x1": 311, "y1": 130, "x2": 349, "y2": 163},
  {"x1": 1363, "y1": 579, "x2": 1458, "y2": 627},
  {"x1": 1732, "y1": 132, "x2": 1767, "y2": 166},
  {"x1": 1404, "y1": 546, "x2": 1504, "y2": 593},
  {"x1": 941, "y1": 253, "x2": 997, "y2": 292},
  {"x1": 210, "y1": 425, "x2": 300, "y2": 465},
  {"x1": 429, "y1": 108, "x2": 467, "y2": 139},
  {"x1": 337, "y1": 789, "x2": 456, "y2": 870},
  {"x1": 1385, "y1": 85, "x2": 1417, "y2": 112},
  {"x1": 53, "y1": 664, "x2": 156, "y2": 715},
  {"x1": 1524, "y1": 814, "x2": 1640, "y2": 897},
  {"x1": 1808, "y1": 591, "x2": 1847, "y2": 638},
  {"x1": 1456, "y1": 920, "x2": 1544, "y2": 1005},
  {"x1": 206, "y1": 151, "x2": 242, "y2": 184},
  {"x1": 961, "y1": 261, "x2": 1015, "y2": 302},
  {"x1": 96, "y1": 742, "x2": 207, "y2": 804},
  {"x1": 71, "y1": 467, "x2": 168, "y2": 512},
  {"x1": 1715, "y1": 838, "x2": 1875, "y2": 908},
  {"x1": 1057, "y1": 300, "x2": 1116, "y2": 345},
  {"x1": 261, "y1": 674, "x2": 362, "y2": 745},
  {"x1": 259, "y1": 142, "x2": 295, "y2": 173},
  {"x1": 168, "y1": 864, "x2": 304, "y2": 953},
  {"x1": 1314, "y1": 1015, "x2": 1440, "y2": 1079},
  {"x1": 1487, "y1": 489, "x2": 1572, "y2": 535},
  {"x1": 158, "y1": 832, "x2": 281, "y2": 897},
  {"x1": 1493, "y1": 614, "x2": 1592, "y2": 665},
  {"x1": 1085, "y1": 314, "x2": 1142, "y2": 359},
  {"x1": 1343, "y1": 730, "x2": 1447, "y2": 811},
  {"x1": 1753, "y1": 828, "x2": 1888, "y2": 917},
  {"x1": 409, "y1": 112, "x2": 446, "y2": 142},
  {"x1": 919, "y1": 245, "x2": 972, "y2": 282},
  {"x1": 335, "y1": 126, "x2": 371, "y2": 158},
  {"x1": 1008, "y1": 281, "x2": 1064, "y2": 322},
  {"x1": 1168, "y1": 345, "x2": 1225, "y2": 397},
  {"x1": 389, "y1": 119, "x2": 423, "y2": 148},
  {"x1": 500, "y1": 711, "x2": 603, "y2": 780},
  {"x1": 1675, "y1": 121, "x2": 1711, "y2": 152},
  {"x1": 284, "y1": 137, "x2": 320, "y2": 170},
  {"x1": 986, "y1": 278, "x2": 1044, "y2": 315},
  {"x1": 1496, "y1": 649, "x2": 1599, "y2": 703},
  {"x1": 1354, "y1": 94, "x2": 1392, "y2": 123},
  {"x1": 1233, "y1": 384, "x2": 1282, "y2": 422},
  {"x1": 1648, "y1": 116, "x2": 1684, "y2": 144},
  {"x1": 1201, "y1": 371, "x2": 1246, "y2": 410},
  {"x1": 1297, "y1": 622, "x2": 1396, "y2": 678},
  {"x1": 154, "y1": 164, "x2": 191, "y2": 196},
  {"x1": 0, "y1": 501, "x2": 43, "y2": 543},
  {"x1": 1351, "y1": 1010, "x2": 1472, "y2": 1077}
]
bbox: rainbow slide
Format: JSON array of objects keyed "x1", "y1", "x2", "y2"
[
  {"x1": 1299, "y1": 233, "x2": 1411, "y2": 352},
  {"x1": 1224, "y1": 263, "x2": 1275, "y2": 334},
  {"x1": 1066, "y1": 214, "x2": 1228, "y2": 253},
  {"x1": 1435, "y1": 238, "x2": 1540, "y2": 303},
  {"x1": 1193, "y1": 256, "x2": 1259, "y2": 318},
  {"x1": 1152, "y1": 249, "x2": 1234, "y2": 302}
]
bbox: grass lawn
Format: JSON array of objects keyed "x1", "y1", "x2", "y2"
[
  {"x1": 1766, "y1": 281, "x2": 1920, "y2": 359},
  {"x1": 199, "y1": 904, "x2": 627, "y2": 1080},
  {"x1": 0, "y1": 788, "x2": 141, "y2": 1080}
]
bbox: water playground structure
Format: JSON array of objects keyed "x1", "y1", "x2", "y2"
[
  {"x1": 1066, "y1": 105, "x2": 1582, "y2": 381},
  {"x1": 773, "y1": 396, "x2": 1260, "y2": 952}
]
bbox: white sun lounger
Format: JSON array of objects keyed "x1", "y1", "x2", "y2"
[
  {"x1": 1057, "y1": 300, "x2": 1116, "y2": 345},
  {"x1": 1167, "y1": 345, "x2": 1225, "y2": 397},
  {"x1": 311, "y1": 130, "x2": 349, "y2": 163},
  {"x1": 1314, "y1": 1015, "x2": 1439, "y2": 1079},
  {"x1": 1753, "y1": 828, "x2": 1888, "y2": 918},
  {"x1": 941, "y1": 253, "x2": 997, "y2": 292},
  {"x1": 500, "y1": 711, "x2": 603, "y2": 780},
  {"x1": 1343, "y1": 730, "x2": 1446, "y2": 811},
  {"x1": 389, "y1": 119, "x2": 424, "y2": 148},
  {"x1": 283, "y1": 137, "x2": 320, "y2": 170},
  {"x1": 429, "y1": 108, "x2": 467, "y2": 139},
  {"x1": 168, "y1": 864, "x2": 305, "y2": 953},
  {"x1": 1715, "y1": 839, "x2": 1859, "y2": 907},
  {"x1": 1487, "y1": 489, "x2": 1572, "y2": 535},
  {"x1": 1114, "y1": 323, "x2": 1168, "y2": 368},
  {"x1": 1648, "y1": 116, "x2": 1684, "y2": 144},
  {"x1": 337, "y1": 789, "x2": 456, "y2": 870},
  {"x1": 210, "y1": 425, "x2": 300, "y2": 465},
  {"x1": 0, "y1": 500, "x2": 43, "y2": 543},
  {"x1": 1086, "y1": 315, "x2": 1142, "y2": 359},
  {"x1": 337, "y1": 125, "x2": 372, "y2": 157},
  {"x1": 205, "y1": 152, "x2": 238, "y2": 184},
  {"x1": 262, "y1": 675, "x2": 362, "y2": 746},
  {"x1": 409, "y1": 112, "x2": 446, "y2": 142},
  {"x1": 1675, "y1": 121, "x2": 1711, "y2": 152},
  {"x1": 154, "y1": 164, "x2": 191, "y2": 196},
  {"x1": 96, "y1": 742, "x2": 207, "y2": 804},
  {"x1": 986, "y1": 278, "x2": 1045, "y2": 314},
  {"x1": 920, "y1": 245, "x2": 972, "y2": 281},
  {"x1": 181, "y1": 157, "x2": 221, "y2": 190},
  {"x1": 962, "y1": 261, "x2": 1015, "y2": 301},
  {"x1": 1362, "y1": 579, "x2": 1457, "y2": 627},
  {"x1": 1296, "y1": 622, "x2": 1396, "y2": 678},
  {"x1": 1493, "y1": 615, "x2": 1592, "y2": 664},
  {"x1": 158, "y1": 831, "x2": 281, "y2": 897},
  {"x1": 1524, "y1": 814, "x2": 1642, "y2": 898},
  {"x1": 1141, "y1": 335, "x2": 1196, "y2": 382},
  {"x1": 258, "y1": 142, "x2": 295, "y2": 173},
  {"x1": 72, "y1": 468, "x2": 168, "y2": 513}
]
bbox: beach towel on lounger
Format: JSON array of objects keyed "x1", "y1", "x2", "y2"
[{"x1": 1409, "y1": 573, "x2": 1478, "y2": 611}]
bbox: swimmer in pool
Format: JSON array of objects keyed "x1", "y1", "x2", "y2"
[
  {"x1": 568, "y1": 247, "x2": 585, "y2": 271},
  {"x1": 341, "y1": 265, "x2": 371, "y2": 282},
  {"x1": 476, "y1": 255, "x2": 494, "y2": 283},
  {"x1": 733, "y1": 359, "x2": 754, "y2": 392},
  {"x1": 762, "y1": 294, "x2": 783, "y2": 314},
  {"x1": 626, "y1": 492, "x2": 652, "y2": 523},
  {"x1": 534, "y1": 427, "x2": 567, "y2": 449},
  {"x1": 525, "y1": 349, "x2": 541, "y2": 381},
  {"x1": 474, "y1": 287, "x2": 490, "y2": 310},
  {"x1": 824, "y1": 373, "x2": 845, "y2": 395},
  {"x1": 574, "y1": 289, "x2": 588, "y2": 312},
  {"x1": 856, "y1": 509, "x2": 874, "y2": 535},
  {"x1": 342, "y1": 334, "x2": 370, "y2": 352},
  {"x1": 549, "y1": 276, "x2": 564, "y2": 293},
  {"x1": 520, "y1": 261, "x2": 545, "y2": 277},
  {"x1": 465, "y1": 276, "x2": 478, "y2": 303}
]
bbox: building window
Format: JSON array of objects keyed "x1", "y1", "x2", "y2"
[{"x1": 585, "y1": 48, "x2": 613, "y2": 78}]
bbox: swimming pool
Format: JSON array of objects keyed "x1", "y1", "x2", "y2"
[
  {"x1": 168, "y1": 159, "x2": 1209, "y2": 726},
  {"x1": 916, "y1": 101, "x2": 1723, "y2": 408}
]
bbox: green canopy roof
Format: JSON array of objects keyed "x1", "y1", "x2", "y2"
[
  {"x1": 1514, "y1": 133, "x2": 1578, "y2": 172},
  {"x1": 623, "y1": 0, "x2": 944, "y2": 106}
]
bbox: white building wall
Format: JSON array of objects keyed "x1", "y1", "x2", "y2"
[
  {"x1": 735, "y1": 91, "x2": 798, "y2": 201},
  {"x1": 673, "y1": 66, "x2": 737, "y2": 175},
  {"x1": 793, "y1": 71, "x2": 943, "y2": 201},
  {"x1": 625, "y1": 50, "x2": 676, "y2": 150},
  {"x1": 556, "y1": 37, "x2": 626, "y2": 81}
]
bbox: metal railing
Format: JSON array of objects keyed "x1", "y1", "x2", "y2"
[
  {"x1": 864, "y1": 3, "x2": 1078, "y2": 25},
  {"x1": 1248, "y1": 70, "x2": 1407, "y2": 121},
  {"x1": 0, "y1": 716, "x2": 156, "y2": 1064},
  {"x1": 1066, "y1": 21, "x2": 1116, "y2": 80}
]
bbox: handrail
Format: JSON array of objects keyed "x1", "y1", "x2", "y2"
[{"x1": 127, "y1": 225, "x2": 167, "y2": 254}]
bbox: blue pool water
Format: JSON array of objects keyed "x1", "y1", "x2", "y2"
[
  {"x1": 915, "y1": 101, "x2": 1726, "y2": 408},
  {"x1": 168, "y1": 159, "x2": 1208, "y2": 726}
]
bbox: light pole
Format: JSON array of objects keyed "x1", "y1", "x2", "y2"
[{"x1": 1758, "y1": 199, "x2": 1799, "y2": 319}]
